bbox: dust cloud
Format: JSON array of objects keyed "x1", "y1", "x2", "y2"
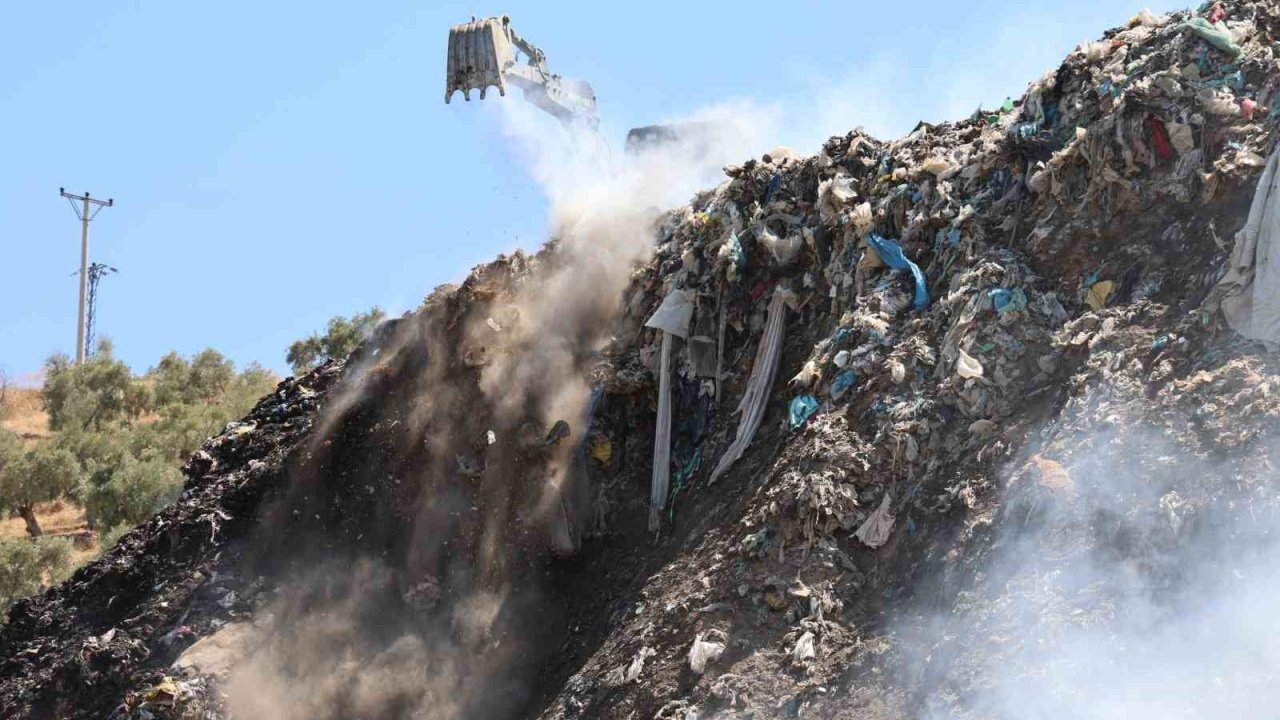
[{"x1": 218, "y1": 95, "x2": 775, "y2": 719}]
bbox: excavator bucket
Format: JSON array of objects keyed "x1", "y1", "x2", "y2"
[{"x1": 445, "y1": 16, "x2": 516, "y2": 103}]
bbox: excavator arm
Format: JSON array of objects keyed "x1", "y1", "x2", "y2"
[{"x1": 445, "y1": 16, "x2": 598, "y2": 128}]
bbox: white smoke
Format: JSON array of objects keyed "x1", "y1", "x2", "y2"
[{"x1": 899, "y1": 423, "x2": 1280, "y2": 719}]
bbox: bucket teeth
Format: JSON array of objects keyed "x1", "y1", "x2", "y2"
[{"x1": 445, "y1": 17, "x2": 513, "y2": 104}]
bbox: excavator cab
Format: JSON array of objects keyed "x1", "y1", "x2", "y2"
[{"x1": 625, "y1": 121, "x2": 725, "y2": 156}]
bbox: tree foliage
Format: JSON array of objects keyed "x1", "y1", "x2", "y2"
[
  {"x1": 0, "y1": 371, "x2": 10, "y2": 423},
  {"x1": 0, "y1": 442, "x2": 81, "y2": 537},
  {"x1": 41, "y1": 342, "x2": 150, "y2": 432},
  {"x1": 35, "y1": 347, "x2": 279, "y2": 531},
  {"x1": 152, "y1": 349, "x2": 238, "y2": 408},
  {"x1": 81, "y1": 450, "x2": 181, "y2": 530},
  {"x1": 0, "y1": 537, "x2": 71, "y2": 615},
  {"x1": 286, "y1": 307, "x2": 386, "y2": 375}
]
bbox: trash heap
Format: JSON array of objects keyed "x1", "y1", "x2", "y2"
[
  {"x1": 608, "y1": 0, "x2": 1279, "y2": 554},
  {"x1": 537, "y1": 1, "x2": 1280, "y2": 716},
  {"x1": 5, "y1": 2, "x2": 1280, "y2": 719}
]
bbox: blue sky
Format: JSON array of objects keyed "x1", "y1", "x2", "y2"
[{"x1": 1, "y1": 0, "x2": 1182, "y2": 383}]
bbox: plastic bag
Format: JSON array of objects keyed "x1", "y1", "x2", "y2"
[
  {"x1": 956, "y1": 349, "x2": 985, "y2": 379},
  {"x1": 789, "y1": 395, "x2": 819, "y2": 428},
  {"x1": 867, "y1": 234, "x2": 930, "y2": 309},
  {"x1": 1181, "y1": 17, "x2": 1243, "y2": 60},
  {"x1": 689, "y1": 632, "x2": 725, "y2": 674},
  {"x1": 792, "y1": 631, "x2": 816, "y2": 663}
]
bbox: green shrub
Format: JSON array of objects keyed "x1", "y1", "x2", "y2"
[
  {"x1": 0, "y1": 537, "x2": 72, "y2": 615},
  {"x1": 81, "y1": 452, "x2": 182, "y2": 530}
]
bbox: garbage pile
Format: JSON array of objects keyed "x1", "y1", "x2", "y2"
[{"x1": 5, "y1": 2, "x2": 1280, "y2": 718}]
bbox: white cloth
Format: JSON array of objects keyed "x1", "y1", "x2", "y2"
[
  {"x1": 855, "y1": 492, "x2": 896, "y2": 549},
  {"x1": 1216, "y1": 148, "x2": 1280, "y2": 343},
  {"x1": 649, "y1": 332, "x2": 673, "y2": 531},
  {"x1": 709, "y1": 287, "x2": 788, "y2": 484},
  {"x1": 644, "y1": 288, "x2": 695, "y2": 339}
]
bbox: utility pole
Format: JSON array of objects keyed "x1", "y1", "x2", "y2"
[{"x1": 60, "y1": 189, "x2": 114, "y2": 364}]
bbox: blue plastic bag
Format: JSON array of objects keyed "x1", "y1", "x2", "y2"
[
  {"x1": 789, "y1": 395, "x2": 819, "y2": 429},
  {"x1": 989, "y1": 288, "x2": 1027, "y2": 314},
  {"x1": 830, "y1": 370, "x2": 858, "y2": 401},
  {"x1": 868, "y1": 234, "x2": 930, "y2": 309}
]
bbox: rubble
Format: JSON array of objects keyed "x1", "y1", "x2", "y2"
[{"x1": 5, "y1": 2, "x2": 1280, "y2": 718}]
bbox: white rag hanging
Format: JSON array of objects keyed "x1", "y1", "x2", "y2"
[
  {"x1": 709, "y1": 287, "x2": 789, "y2": 484},
  {"x1": 645, "y1": 288, "x2": 695, "y2": 531},
  {"x1": 1214, "y1": 147, "x2": 1280, "y2": 343},
  {"x1": 649, "y1": 332, "x2": 673, "y2": 531},
  {"x1": 855, "y1": 492, "x2": 896, "y2": 549}
]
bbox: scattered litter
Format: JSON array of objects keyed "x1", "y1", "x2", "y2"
[
  {"x1": 956, "y1": 349, "x2": 985, "y2": 380},
  {"x1": 1212, "y1": 148, "x2": 1280, "y2": 342},
  {"x1": 1086, "y1": 281, "x2": 1115, "y2": 311},
  {"x1": 689, "y1": 631, "x2": 726, "y2": 674},
  {"x1": 830, "y1": 371, "x2": 857, "y2": 401},
  {"x1": 855, "y1": 493, "x2": 896, "y2": 549},
  {"x1": 867, "y1": 234, "x2": 930, "y2": 309},
  {"x1": 545, "y1": 420, "x2": 571, "y2": 446},
  {"x1": 792, "y1": 631, "x2": 816, "y2": 663},
  {"x1": 589, "y1": 433, "x2": 612, "y2": 463},
  {"x1": 709, "y1": 288, "x2": 788, "y2": 484},
  {"x1": 788, "y1": 395, "x2": 819, "y2": 429},
  {"x1": 625, "y1": 647, "x2": 656, "y2": 683}
]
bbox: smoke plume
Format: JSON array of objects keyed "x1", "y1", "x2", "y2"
[
  {"x1": 894, "y1": 401, "x2": 1280, "y2": 719},
  {"x1": 217, "y1": 90, "x2": 773, "y2": 719}
]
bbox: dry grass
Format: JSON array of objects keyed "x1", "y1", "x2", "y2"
[
  {"x1": 0, "y1": 501, "x2": 99, "y2": 568},
  {"x1": 1, "y1": 388, "x2": 51, "y2": 441},
  {"x1": 1, "y1": 388, "x2": 110, "y2": 574}
]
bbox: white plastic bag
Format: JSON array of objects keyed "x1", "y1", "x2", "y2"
[{"x1": 689, "y1": 632, "x2": 726, "y2": 674}]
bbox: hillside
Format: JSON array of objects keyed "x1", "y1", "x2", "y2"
[
  {"x1": 0, "y1": 388, "x2": 50, "y2": 442},
  {"x1": 3, "y1": 3, "x2": 1280, "y2": 718}
]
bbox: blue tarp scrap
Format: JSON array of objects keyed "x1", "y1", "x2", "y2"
[
  {"x1": 868, "y1": 234, "x2": 930, "y2": 309},
  {"x1": 831, "y1": 370, "x2": 858, "y2": 400},
  {"x1": 789, "y1": 395, "x2": 819, "y2": 429},
  {"x1": 989, "y1": 287, "x2": 1028, "y2": 314},
  {"x1": 763, "y1": 173, "x2": 782, "y2": 204}
]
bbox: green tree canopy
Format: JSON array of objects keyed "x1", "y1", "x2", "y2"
[
  {"x1": 0, "y1": 442, "x2": 81, "y2": 537},
  {"x1": 0, "y1": 537, "x2": 71, "y2": 615},
  {"x1": 150, "y1": 349, "x2": 240, "y2": 407},
  {"x1": 0, "y1": 431, "x2": 21, "y2": 487},
  {"x1": 81, "y1": 450, "x2": 181, "y2": 530},
  {"x1": 41, "y1": 342, "x2": 150, "y2": 432},
  {"x1": 286, "y1": 307, "x2": 386, "y2": 375},
  {"x1": 69, "y1": 351, "x2": 276, "y2": 530}
]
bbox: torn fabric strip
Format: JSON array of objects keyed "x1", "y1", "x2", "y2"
[
  {"x1": 649, "y1": 332, "x2": 673, "y2": 530},
  {"x1": 709, "y1": 287, "x2": 788, "y2": 484},
  {"x1": 1214, "y1": 147, "x2": 1280, "y2": 343}
]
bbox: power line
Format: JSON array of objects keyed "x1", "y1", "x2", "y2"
[{"x1": 59, "y1": 188, "x2": 114, "y2": 364}]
